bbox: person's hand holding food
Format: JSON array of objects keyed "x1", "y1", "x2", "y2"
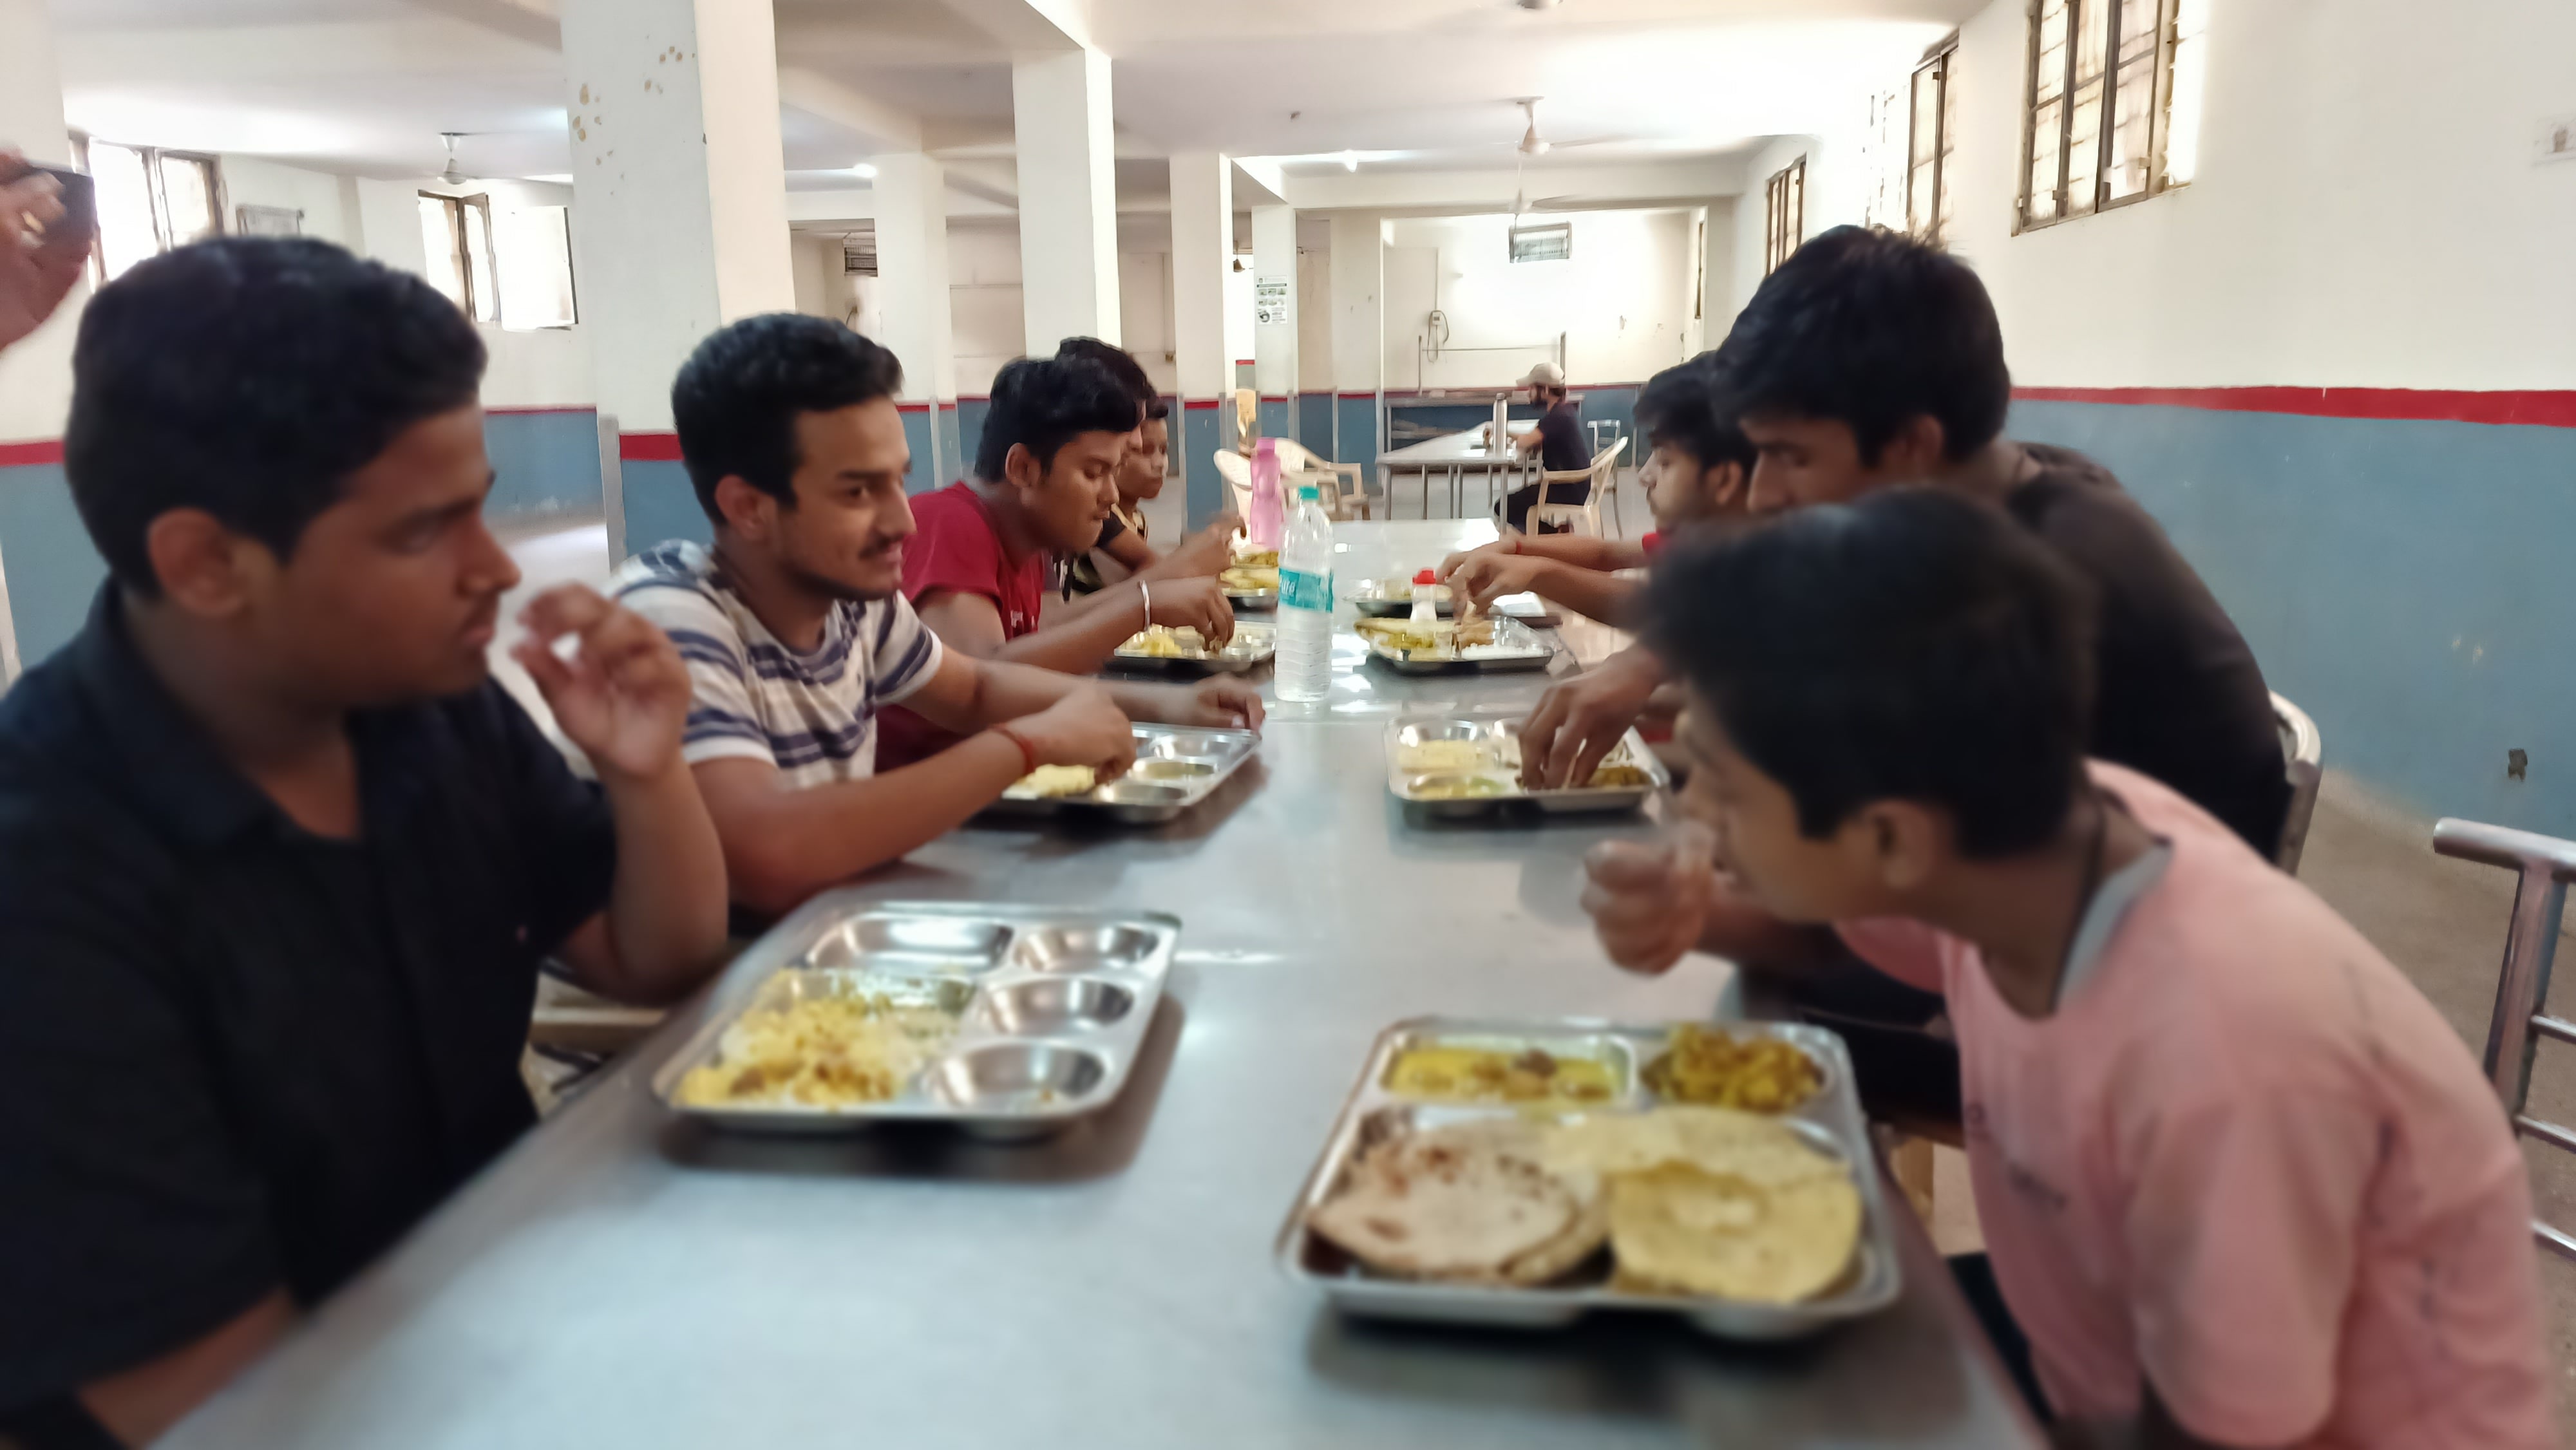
[
  {"x1": 1168, "y1": 677, "x2": 1267, "y2": 733},
  {"x1": 2, "y1": 151, "x2": 92, "y2": 352},
  {"x1": 1448, "y1": 551, "x2": 1551, "y2": 614},
  {"x1": 1580, "y1": 821, "x2": 1719, "y2": 975},
  {"x1": 1011, "y1": 687, "x2": 1139, "y2": 783},
  {"x1": 1144, "y1": 575, "x2": 1236, "y2": 646},
  {"x1": 1519, "y1": 647, "x2": 1665, "y2": 789},
  {"x1": 1165, "y1": 513, "x2": 1242, "y2": 579},
  {"x1": 1434, "y1": 538, "x2": 1513, "y2": 586}
]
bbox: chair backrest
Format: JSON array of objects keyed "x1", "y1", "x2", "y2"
[
  {"x1": 2432, "y1": 818, "x2": 2576, "y2": 1262},
  {"x1": 1213, "y1": 449, "x2": 1253, "y2": 517},
  {"x1": 2270, "y1": 691, "x2": 2324, "y2": 874}
]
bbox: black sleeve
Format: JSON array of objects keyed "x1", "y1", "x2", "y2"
[
  {"x1": 478, "y1": 685, "x2": 617, "y2": 956},
  {"x1": 1094, "y1": 514, "x2": 1127, "y2": 549},
  {"x1": 0, "y1": 910, "x2": 280, "y2": 1410}
]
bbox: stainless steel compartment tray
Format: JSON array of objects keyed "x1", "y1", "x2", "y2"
[
  {"x1": 1348, "y1": 578, "x2": 1457, "y2": 618},
  {"x1": 1106, "y1": 623, "x2": 1276, "y2": 677},
  {"x1": 1385, "y1": 714, "x2": 1668, "y2": 816},
  {"x1": 654, "y1": 899, "x2": 1178, "y2": 1138},
  {"x1": 979, "y1": 723, "x2": 1259, "y2": 825},
  {"x1": 1275, "y1": 1015, "x2": 1902, "y2": 1341},
  {"x1": 1356, "y1": 614, "x2": 1553, "y2": 674}
]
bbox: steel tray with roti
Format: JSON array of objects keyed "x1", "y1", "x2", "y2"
[{"x1": 1274, "y1": 1015, "x2": 1901, "y2": 1340}]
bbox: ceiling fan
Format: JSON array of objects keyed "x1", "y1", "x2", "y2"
[
  {"x1": 1490, "y1": 99, "x2": 1630, "y2": 160},
  {"x1": 434, "y1": 132, "x2": 484, "y2": 188}
]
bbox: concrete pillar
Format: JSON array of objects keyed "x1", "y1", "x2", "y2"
[
  {"x1": 1251, "y1": 203, "x2": 1297, "y2": 446},
  {"x1": 0, "y1": 0, "x2": 80, "y2": 681},
  {"x1": 1012, "y1": 48, "x2": 1120, "y2": 355},
  {"x1": 1327, "y1": 214, "x2": 1385, "y2": 477},
  {"x1": 1168, "y1": 151, "x2": 1233, "y2": 529},
  {"x1": 873, "y1": 152, "x2": 958, "y2": 493},
  {"x1": 559, "y1": 0, "x2": 796, "y2": 556}
]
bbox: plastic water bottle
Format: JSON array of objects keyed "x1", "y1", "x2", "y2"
[
  {"x1": 1247, "y1": 438, "x2": 1286, "y2": 550},
  {"x1": 1276, "y1": 482, "x2": 1335, "y2": 703}
]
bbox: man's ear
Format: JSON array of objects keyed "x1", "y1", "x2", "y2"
[
  {"x1": 1705, "y1": 459, "x2": 1748, "y2": 512},
  {"x1": 144, "y1": 509, "x2": 265, "y2": 619},
  {"x1": 1844, "y1": 798, "x2": 1948, "y2": 893},
  {"x1": 713, "y1": 475, "x2": 779, "y2": 543},
  {"x1": 1877, "y1": 415, "x2": 1950, "y2": 484},
  {"x1": 1004, "y1": 441, "x2": 1043, "y2": 494}
]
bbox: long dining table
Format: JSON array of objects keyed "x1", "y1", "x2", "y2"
[
  {"x1": 162, "y1": 520, "x2": 2046, "y2": 1450},
  {"x1": 1377, "y1": 420, "x2": 1536, "y2": 519}
]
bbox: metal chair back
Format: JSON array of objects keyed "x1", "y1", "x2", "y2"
[
  {"x1": 2431, "y1": 818, "x2": 2576, "y2": 1261},
  {"x1": 2271, "y1": 692, "x2": 2324, "y2": 874}
]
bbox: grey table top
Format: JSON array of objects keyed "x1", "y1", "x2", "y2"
[
  {"x1": 1378, "y1": 420, "x2": 1535, "y2": 469},
  {"x1": 165, "y1": 522, "x2": 2043, "y2": 1450}
]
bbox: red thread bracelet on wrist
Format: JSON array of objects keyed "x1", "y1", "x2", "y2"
[{"x1": 993, "y1": 724, "x2": 1041, "y2": 775}]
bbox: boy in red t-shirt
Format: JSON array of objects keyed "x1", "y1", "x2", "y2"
[
  {"x1": 1437, "y1": 354, "x2": 1752, "y2": 628},
  {"x1": 1584, "y1": 489, "x2": 2553, "y2": 1449},
  {"x1": 877, "y1": 353, "x2": 1251, "y2": 767}
]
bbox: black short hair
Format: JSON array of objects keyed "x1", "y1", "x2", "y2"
[
  {"x1": 1714, "y1": 225, "x2": 2011, "y2": 465},
  {"x1": 1645, "y1": 488, "x2": 2097, "y2": 856},
  {"x1": 1055, "y1": 337, "x2": 1168, "y2": 421},
  {"x1": 1634, "y1": 355, "x2": 1755, "y2": 474},
  {"x1": 65, "y1": 237, "x2": 486, "y2": 592},
  {"x1": 672, "y1": 313, "x2": 905, "y2": 523},
  {"x1": 975, "y1": 355, "x2": 1141, "y2": 481}
]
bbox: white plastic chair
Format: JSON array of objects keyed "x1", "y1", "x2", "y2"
[
  {"x1": 1215, "y1": 449, "x2": 1253, "y2": 519},
  {"x1": 1272, "y1": 438, "x2": 1372, "y2": 521},
  {"x1": 1526, "y1": 437, "x2": 1630, "y2": 537},
  {"x1": 1214, "y1": 452, "x2": 1361, "y2": 525}
]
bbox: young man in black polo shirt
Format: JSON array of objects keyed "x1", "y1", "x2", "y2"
[
  {"x1": 0, "y1": 238, "x2": 730, "y2": 1448},
  {"x1": 1500, "y1": 359, "x2": 1593, "y2": 533}
]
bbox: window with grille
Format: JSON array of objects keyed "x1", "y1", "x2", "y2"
[
  {"x1": 419, "y1": 193, "x2": 500, "y2": 325},
  {"x1": 1909, "y1": 40, "x2": 1960, "y2": 245},
  {"x1": 71, "y1": 136, "x2": 223, "y2": 283},
  {"x1": 2018, "y1": 0, "x2": 2206, "y2": 230},
  {"x1": 1763, "y1": 156, "x2": 1805, "y2": 276}
]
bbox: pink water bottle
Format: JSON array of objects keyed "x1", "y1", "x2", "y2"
[{"x1": 1247, "y1": 437, "x2": 1286, "y2": 550}]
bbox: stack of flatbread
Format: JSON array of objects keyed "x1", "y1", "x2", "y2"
[
  {"x1": 1307, "y1": 1118, "x2": 1607, "y2": 1285},
  {"x1": 1307, "y1": 1107, "x2": 1860, "y2": 1303}
]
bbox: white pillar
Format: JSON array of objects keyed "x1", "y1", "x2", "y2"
[
  {"x1": 1168, "y1": 151, "x2": 1232, "y2": 527},
  {"x1": 873, "y1": 152, "x2": 957, "y2": 491},
  {"x1": 559, "y1": 0, "x2": 795, "y2": 440},
  {"x1": 1327, "y1": 213, "x2": 1385, "y2": 471},
  {"x1": 1251, "y1": 203, "x2": 1297, "y2": 443},
  {"x1": 1012, "y1": 48, "x2": 1120, "y2": 353}
]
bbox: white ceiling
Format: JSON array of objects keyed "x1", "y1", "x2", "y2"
[{"x1": 46, "y1": 0, "x2": 1972, "y2": 207}]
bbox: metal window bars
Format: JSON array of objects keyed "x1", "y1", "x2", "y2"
[{"x1": 2432, "y1": 817, "x2": 2576, "y2": 1261}]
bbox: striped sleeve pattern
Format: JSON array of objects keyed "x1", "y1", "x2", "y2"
[
  {"x1": 616, "y1": 567, "x2": 775, "y2": 769},
  {"x1": 867, "y1": 594, "x2": 943, "y2": 707}
]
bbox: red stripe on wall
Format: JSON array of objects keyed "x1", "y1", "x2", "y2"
[
  {"x1": 1181, "y1": 399, "x2": 1221, "y2": 411},
  {"x1": 618, "y1": 432, "x2": 683, "y2": 462},
  {"x1": 2013, "y1": 386, "x2": 2576, "y2": 430},
  {"x1": 0, "y1": 440, "x2": 65, "y2": 466}
]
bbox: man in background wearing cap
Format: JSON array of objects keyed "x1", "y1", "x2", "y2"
[{"x1": 1502, "y1": 360, "x2": 1592, "y2": 532}]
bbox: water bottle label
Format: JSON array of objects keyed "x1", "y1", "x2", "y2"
[{"x1": 1282, "y1": 567, "x2": 1332, "y2": 612}]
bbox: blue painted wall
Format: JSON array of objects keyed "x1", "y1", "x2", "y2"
[
  {"x1": 1333, "y1": 396, "x2": 1379, "y2": 468},
  {"x1": 3, "y1": 410, "x2": 617, "y2": 669},
  {"x1": 935, "y1": 405, "x2": 963, "y2": 491},
  {"x1": 897, "y1": 408, "x2": 939, "y2": 495},
  {"x1": 956, "y1": 398, "x2": 991, "y2": 485},
  {"x1": 1180, "y1": 405, "x2": 1224, "y2": 530},
  {"x1": 1256, "y1": 399, "x2": 1291, "y2": 445},
  {"x1": 484, "y1": 411, "x2": 601, "y2": 518},
  {"x1": 2008, "y1": 400, "x2": 2576, "y2": 832},
  {"x1": 1296, "y1": 393, "x2": 1332, "y2": 455},
  {"x1": 618, "y1": 456, "x2": 708, "y2": 560}
]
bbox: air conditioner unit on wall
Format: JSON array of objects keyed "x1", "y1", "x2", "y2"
[{"x1": 842, "y1": 222, "x2": 877, "y2": 277}]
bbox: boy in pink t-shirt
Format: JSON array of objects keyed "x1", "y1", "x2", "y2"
[{"x1": 1582, "y1": 489, "x2": 2552, "y2": 1447}]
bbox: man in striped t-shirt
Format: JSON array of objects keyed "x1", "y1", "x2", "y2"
[{"x1": 616, "y1": 314, "x2": 1263, "y2": 918}]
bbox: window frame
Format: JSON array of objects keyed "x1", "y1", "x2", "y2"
[
  {"x1": 2015, "y1": 0, "x2": 2192, "y2": 232},
  {"x1": 1763, "y1": 155, "x2": 1806, "y2": 276},
  {"x1": 1908, "y1": 35, "x2": 1961, "y2": 246},
  {"x1": 70, "y1": 133, "x2": 228, "y2": 284},
  {"x1": 419, "y1": 191, "x2": 501, "y2": 325}
]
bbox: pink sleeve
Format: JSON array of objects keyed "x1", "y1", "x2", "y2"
[
  {"x1": 2120, "y1": 1084, "x2": 2376, "y2": 1444},
  {"x1": 1831, "y1": 918, "x2": 1948, "y2": 995}
]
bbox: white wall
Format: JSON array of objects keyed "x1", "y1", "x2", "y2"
[
  {"x1": 219, "y1": 155, "x2": 359, "y2": 248},
  {"x1": 949, "y1": 220, "x2": 1023, "y2": 397},
  {"x1": 1728, "y1": 133, "x2": 1875, "y2": 330},
  {"x1": 1939, "y1": 0, "x2": 2576, "y2": 391},
  {"x1": 1384, "y1": 210, "x2": 1699, "y2": 390},
  {"x1": 1296, "y1": 238, "x2": 1332, "y2": 392},
  {"x1": 346, "y1": 174, "x2": 595, "y2": 411}
]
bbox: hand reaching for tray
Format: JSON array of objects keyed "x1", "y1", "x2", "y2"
[
  {"x1": 1519, "y1": 646, "x2": 1667, "y2": 789},
  {"x1": 1161, "y1": 677, "x2": 1265, "y2": 733},
  {"x1": 1012, "y1": 687, "x2": 1139, "y2": 782},
  {"x1": 1145, "y1": 576, "x2": 1236, "y2": 647},
  {"x1": 1580, "y1": 820, "x2": 1719, "y2": 975}
]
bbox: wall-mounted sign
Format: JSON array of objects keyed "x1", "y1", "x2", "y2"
[{"x1": 1255, "y1": 276, "x2": 1292, "y2": 325}]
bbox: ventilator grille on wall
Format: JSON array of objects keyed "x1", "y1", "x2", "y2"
[{"x1": 842, "y1": 222, "x2": 877, "y2": 277}]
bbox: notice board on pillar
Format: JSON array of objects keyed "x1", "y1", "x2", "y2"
[{"x1": 1255, "y1": 276, "x2": 1291, "y2": 326}]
